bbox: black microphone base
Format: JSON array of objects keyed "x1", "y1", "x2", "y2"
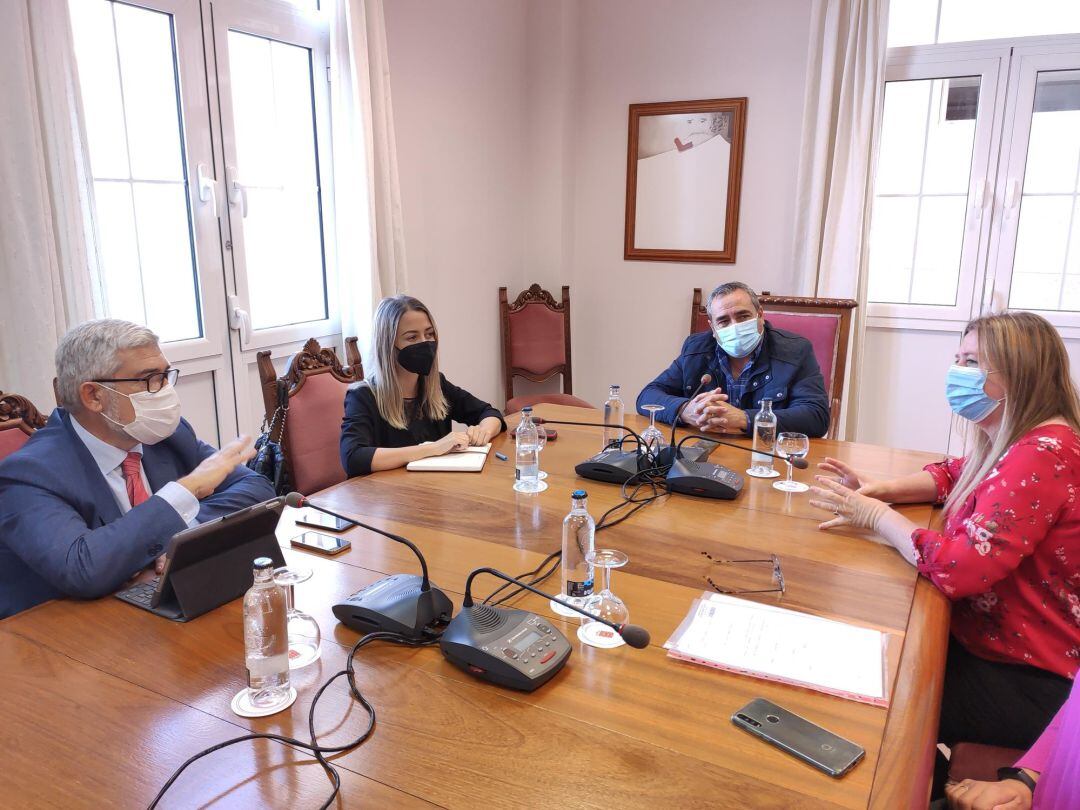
[
  {"x1": 654, "y1": 442, "x2": 713, "y2": 469},
  {"x1": 333, "y1": 574, "x2": 453, "y2": 639},
  {"x1": 574, "y1": 447, "x2": 651, "y2": 485},
  {"x1": 440, "y1": 605, "x2": 572, "y2": 691},
  {"x1": 665, "y1": 458, "x2": 744, "y2": 500}
]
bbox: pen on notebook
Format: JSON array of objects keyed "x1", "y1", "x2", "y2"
[{"x1": 495, "y1": 451, "x2": 508, "y2": 461}]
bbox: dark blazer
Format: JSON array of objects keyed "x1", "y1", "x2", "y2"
[
  {"x1": 341, "y1": 374, "x2": 505, "y2": 476},
  {"x1": 0, "y1": 409, "x2": 275, "y2": 618},
  {"x1": 636, "y1": 322, "x2": 831, "y2": 438}
]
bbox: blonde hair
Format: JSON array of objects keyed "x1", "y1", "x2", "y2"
[
  {"x1": 366, "y1": 295, "x2": 449, "y2": 430},
  {"x1": 945, "y1": 311, "x2": 1080, "y2": 515}
]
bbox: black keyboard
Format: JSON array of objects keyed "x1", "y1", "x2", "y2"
[{"x1": 115, "y1": 578, "x2": 160, "y2": 610}]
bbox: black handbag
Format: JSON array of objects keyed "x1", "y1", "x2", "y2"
[{"x1": 248, "y1": 380, "x2": 292, "y2": 496}]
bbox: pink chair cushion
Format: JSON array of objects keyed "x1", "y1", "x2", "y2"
[
  {"x1": 0, "y1": 428, "x2": 30, "y2": 462},
  {"x1": 508, "y1": 303, "x2": 566, "y2": 377},
  {"x1": 283, "y1": 372, "x2": 351, "y2": 494},
  {"x1": 506, "y1": 393, "x2": 594, "y2": 415},
  {"x1": 764, "y1": 311, "x2": 841, "y2": 399}
]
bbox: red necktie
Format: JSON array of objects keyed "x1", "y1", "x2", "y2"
[{"x1": 121, "y1": 451, "x2": 151, "y2": 508}]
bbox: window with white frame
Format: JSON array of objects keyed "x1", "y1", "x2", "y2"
[
  {"x1": 867, "y1": 1, "x2": 1080, "y2": 326},
  {"x1": 69, "y1": 0, "x2": 337, "y2": 349}
]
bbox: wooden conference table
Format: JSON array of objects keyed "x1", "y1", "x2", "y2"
[{"x1": 0, "y1": 404, "x2": 950, "y2": 809}]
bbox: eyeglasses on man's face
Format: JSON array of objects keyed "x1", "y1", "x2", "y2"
[{"x1": 93, "y1": 367, "x2": 180, "y2": 394}]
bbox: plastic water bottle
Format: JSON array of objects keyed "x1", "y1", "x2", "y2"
[
  {"x1": 514, "y1": 407, "x2": 541, "y2": 492},
  {"x1": 602, "y1": 385, "x2": 625, "y2": 450},
  {"x1": 751, "y1": 398, "x2": 777, "y2": 474},
  {"x1": 243, "y1": 557, "x2": 290, "y2": 709},
  {"x1": 561, "y1": 490, "x2": 595, "y2": 605}
]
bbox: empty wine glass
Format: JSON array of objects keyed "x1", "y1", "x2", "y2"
[
  {"x1": 639, "y1": 404, "x2": 667, "y2": 461},
  {"x1": 772, "y1": 432, "x2": 810, "y2": 493},
  {"x1": 579, "y1": 549, "x2": 630, "y2": 648},
  {"x1": 273, "y1": 566, "x2": 321, "y2": 669}
]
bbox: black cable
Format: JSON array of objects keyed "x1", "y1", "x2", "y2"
[
  {"x1": 147, "y1": 631, "x2": 439, "y2": 810},
  {"x1": 481, "y1": 461, "x2": 670, "y2": 608}
]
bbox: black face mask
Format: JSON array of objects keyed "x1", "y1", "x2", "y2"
[{"x1": 397, "y1": 340, "x2": 437, "y2": 376}]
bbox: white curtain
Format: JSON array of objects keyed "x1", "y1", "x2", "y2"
[
  {"x1": 329, "y1": 0, "x2": 408, "y2": 360},
  {"x1": 791, "y1": 0, "x2": 889, "y2": 439},
  {"x1": 0, "y1": 0, "x2": 100, "y2": 412}
]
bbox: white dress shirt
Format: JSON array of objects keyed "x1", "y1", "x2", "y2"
[{"x1": 70, "y1": 416, "x2": 200, "y2": 527}]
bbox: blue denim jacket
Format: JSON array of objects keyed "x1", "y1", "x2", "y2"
[{"x1": 636, "y1": 322, "x2": 830, "y2": 437}]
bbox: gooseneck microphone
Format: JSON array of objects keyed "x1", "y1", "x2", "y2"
[
  {"x1": 670, "y1": 372, "x2": 713, "y2": 443},
  {"x1": 285, "y1": 492, "x2": 432, "y2": 588},
  {"x1": 461, "y1": 567, "x2": 650, "y2": 648},
  {"x1": 441, "y1": 566, "x2": 650, "y2": 691},
  {"x1": 286, "y1": 492, "x2": 454, "y2": 638}
]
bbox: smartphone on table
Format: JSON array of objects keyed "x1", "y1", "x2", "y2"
[
  {"x1": 731, "y1": 698, "x2": 864, "y2": 777},
  {"x1": 295, "y1": 509, "x2": 355, "y2": 532},
  {"x1": 291, "y1": 531, "x2": 351, "y2": 556}
]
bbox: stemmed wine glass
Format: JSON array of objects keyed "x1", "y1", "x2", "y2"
[
  {"x1": 772, "y1": 432, "x2": 810, "y2": 493},
  {"x1": 579, "y1": 549, "x2": 630, "y2": 648},
  {"x1": 639, "y1": 404, "x2": 667, "y2": 462},
  {"x1": 273, "y1": 566, "x2": 321, "y2": 668}
]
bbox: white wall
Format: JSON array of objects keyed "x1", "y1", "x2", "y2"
[
  {"x1": 384, "y1": 0, "x2": 813, "y2": 411},
  {"x1": 562, "y1": 0, "x2": 813, "y2": 409},
  {"x1": 383, "y1": 0, "x2": 531, "y2": 406}
]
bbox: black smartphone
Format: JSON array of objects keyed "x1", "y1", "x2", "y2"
[
  {"x1": 291, "y1": 531, "x2": 351, "y2": 555},
  {"x1": 731, "y1": 698, "x2": 864, "y2": 777},
  {"x1": 295, "y1": 510, "x2": 354, "y2": 532}
]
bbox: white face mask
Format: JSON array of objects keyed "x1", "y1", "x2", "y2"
[{"x1": 101, "y1": 384, "x2": 182, "y2": 445}]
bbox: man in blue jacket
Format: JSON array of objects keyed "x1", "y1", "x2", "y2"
[
  {"x1": 637, "y1": 282, "x2": 830, "y2": 437},
  {"x1": 0, "y1": 319, "x2": 275, "y2": 618}
]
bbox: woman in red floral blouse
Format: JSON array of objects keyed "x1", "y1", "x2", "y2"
[{"x1": 809, "y1": 312, "x2": 1079, "y2": 767}]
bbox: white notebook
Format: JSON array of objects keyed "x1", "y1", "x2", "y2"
[{"x1": 406, "y1": 443, "x2": 492, "y2": 472}]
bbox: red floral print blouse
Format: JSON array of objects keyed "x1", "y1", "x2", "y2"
[{"x1": 913, "y1": 424, "x2": 1080, "y2": 679}]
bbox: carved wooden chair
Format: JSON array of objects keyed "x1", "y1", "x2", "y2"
[
  {"x1": 0, "y1": 391, "x2": 49, "y2": 462},
  {"x1": 691, "y1": 288, "x2": 857, "y2": 439},
  {"x1": 499, "y1": 284, "x2": 593, "y2": 414},
  {"x1": 256, "y1": 337, "x2": 363, "y2": 495}
]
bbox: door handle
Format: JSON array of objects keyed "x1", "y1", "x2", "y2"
[
  {"x1": 228, "y1": 294, "x2": 253, "y2": 344},
  {"x1": 227, "y1": 166, "x2": 248, "y2": 218},
  {"x1": 197, "y1": 164, "x2": 218, "y2": 217}
]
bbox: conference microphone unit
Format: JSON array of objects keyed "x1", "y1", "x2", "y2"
[
  {"x1": 535, "y1": 418, "x2": 655, "y2": 484},
  {"x1": 663, "y1": 433, "x2": 809, "y2": 500},
  {"x1": 440, "y1": 567, "x2": 651, "y2": 691},
  {"x1": 285, "y1": 493, "x2": 454, "y2": 639}
]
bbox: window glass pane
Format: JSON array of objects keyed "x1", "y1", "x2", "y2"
[
  {"x1": 876, "y1": 81, "x2": 931, "y2": 195},
  {"x1": 1008, "y1": 71, "x2": 1080, "y2": 312},
  {"x1": 133, "y1": 183, "x2": 201, "y2": 342},
  {"x1": 868, "y1": 77, "x2": 979, "y2": 306},
  {"x1": 227, "y1": 31, "x2": 328, "y2": 331},
  {"x1": 71, "y1": 1, "x2": 202, "y2": 341},
  {"x1": 890, "y1": 0, "x2": 1080, "y2": 47},
  {"x1": 867, "y1": 197, "x2": 918, "y2": 303},
  {"x1": 113, "y1": 3, "x2": 184, "y2": 181}
]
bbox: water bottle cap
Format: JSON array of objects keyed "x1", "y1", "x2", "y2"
[
  {"x1": 522, "y1": 406, "x2": 533, "y2": 413},
  {"x1": 253, "y1": 557, "x2": 274, "y2": 570},
  {"x1": 572, "y1": 489, "x2": 587, "y2": 499}
]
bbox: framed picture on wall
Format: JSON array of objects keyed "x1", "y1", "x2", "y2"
[{"x1": 624, "y1": 97, "x2": 747, "y2": 263}]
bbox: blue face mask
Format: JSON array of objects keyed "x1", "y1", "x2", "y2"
[
  {"x1": 946, "y1": 365, "x2": 1004, "y2": 423},
  {"x1": 714, "y1": 318, "x2": 763, "y2": 358}
]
